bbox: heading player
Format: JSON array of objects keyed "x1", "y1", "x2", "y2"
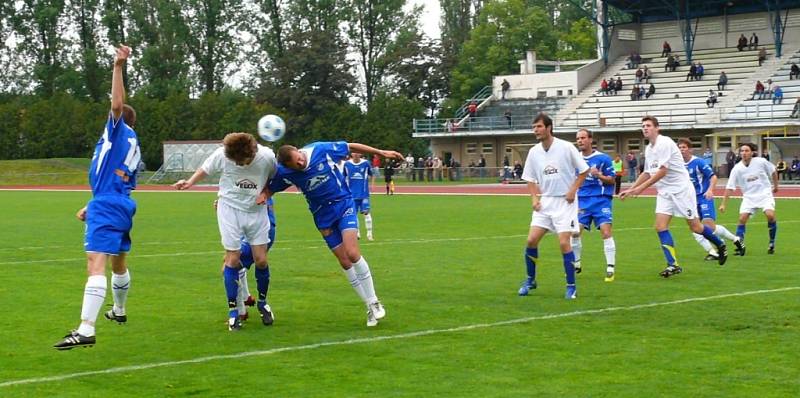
[
  {"x1": 266, "y1": 141, "x2": 404, "y2": 326},
  {"x1": 174, "y1": 133, "x2": 277, "y2": 331},
  {"x1": 620, "y1": 116, "x2": 728, "y2": 277},
  {"x1": 55, "y1": 46, "x2": 141, "y2": 350},
  {"x1": 518, "y1": 113, "x2": 589, "y2": 299},
  {"x1": 572, "y1": 128, "x2": 617, "y2": 282},
  {"x1": 677, "y1": 139, "x2": 745, "y2": 259},
  {"x1": 344, "y1": 153, "x2": 375, "y2": 240},
  {"x1": 719, "y1": 142, "x2": 779, "y2": 254}
]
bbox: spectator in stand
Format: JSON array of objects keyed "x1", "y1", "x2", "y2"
[
  {"x1": 664, "y1": 54, "x2": 675, "y2": 72},
  {"x1": 661, "y1": 41, "x2": 672, "y2": 57},
  {"x1": 703, "y1": 147, "x2": 714, "y2": 165},
  {"x1": 696, "y1": 63, "x2": 704, "y2": 80},
  {"x1": 372, "y1": 153, "x2": 382, "y2": 178},
  {"x1": 771, "y1": 85, "x2": 783, "y2": 105},
  {"x1": 791, "y1": 98, "x2": 800, "y2": 118},
  {"x1": 501, "y1": 79, "x2": 510, "y2": 99},
  {"x1": 416, "y1": 157, "x2": 424, "y2": 181},
  {"x1": 612, "y1": 154, "x2": 624, "y2": 195},
  {"x1": 646, "y1": 83, "x2": 656, "y2": 99},
  {"x1": 751, "y1": 80, "x2": 765, "y2": 100},
  {"x1": 405, "y1": 153, "x2": 416, "y2": 181},
  {"x1": 686, "y1": 63, "x2": 697, "y2": 81},
  {"x1": 630, "y1": 85, "x2": 639, "y2": 101},
  {"x1": 673, "y1": 55, "x2": 681, "y2": 70},
  {"x1": 726, "y1": 149, "x2": 736, "y2": 177},
  {"x1": 504, "y1": 109, "x2": 512, "y2": 127},
  {"x1": 433, "y1": 156, "x2": 443, "y2": 181},
  {"x1": 638, "y1": 86, "x2": 646, "y2": 100},
  {"x1": 749, "y1": 32, "x2": 759, "y2": 50},
  {"x1": 791, "y1": 156, "x2": 800, "y2": 180},
  {"x1": 615, "y1": 77, "x2": 623, "y2": 94},
  {"x1": 706, "y1": 89, "x2": 718, "y2": 108},
  {"x1": 425, "y1": 157, "x2": 433, "y2": 181},
  {"x1": 643, "y1": 65, "x2": 652, "y2": 84},
  {"x1": 635, "y1": 68, "x2": 643, "y2": 84},
  {"x1": 627, "y1": 51, "x2": 641, "y2": 69},
  {"x1": 608, "y1": 77, "x2": 618, "y2": 95},
  {"x1": 445, "y1": 119, "x2": 454, "y2": 133},
  {"x1": 600, "y1": 78, "x2": 609, "y2": 95},
  {"x1": 478, "y1": 154, "x2": 486, "y2": 178},
  {"x1": 717, "y1": 71, "x2": 728, "y2": 91},
  {"x1": 758, "y1": 47, "x2": 767, "y2": 66},
  {"x1": 790, "y1": 63, "x2": 800, "y2": 80},
  {"x1": 776, "y1": 159, "x2": 787, "y2": 180},
  {"x1": 513, "y1": 160, "x2": 523, "y2": 180},
  {"x1": 626, "y1": 151, "x2": 638, "y2": 182},
  {"x1": 468, "y1": 101, "x2": 478, "y2": 118},
  {"x1": 762, "y1": 151, "x2": 770, "y2": 161},
  {"x1": 737, "y1": 33, "x2": 748, "y2": 51}
]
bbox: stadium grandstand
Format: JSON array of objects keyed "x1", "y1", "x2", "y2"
[{"x1": 414, "y1": 0, "x2": 800, "y2": 178}]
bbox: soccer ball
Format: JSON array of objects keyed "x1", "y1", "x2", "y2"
[{"x1": 257, "y1": 114, "x2": 286, "y2": 142}]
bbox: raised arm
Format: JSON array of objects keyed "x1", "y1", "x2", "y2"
[
  {"x1": 111, "y1": 46, "x2": 131, "y2": 121},
  {"x1": 348, "y1": 143, "x2": 404, "y2": 162}
]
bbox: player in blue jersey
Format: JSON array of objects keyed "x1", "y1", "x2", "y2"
[
  {"x1": 55, "y1": 46, "x2": 141, "y2": 350},
  {"x1": 571, "y1": 129, "x2": 618, "y2": 282},
  {"x1": 344, "y1": 153, "x2": 375, "y2": 240},
  {"x1": 677, "y1": 139, "x2": 745, "y2": 259},
  {"x1": 265, "y1": 141, "x2": 403, "y2": 326}
]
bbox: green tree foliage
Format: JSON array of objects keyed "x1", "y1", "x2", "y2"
[
  {"x1": 181, "y1": 0, "x2": 242, "y2": 93},
  {"x1": 9, "y1": 0, "x2": 69, "y2": 96}
]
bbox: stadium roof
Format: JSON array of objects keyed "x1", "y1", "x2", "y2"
[{"x1": 607, "y1": 0, "x2": 800, "y2": 23}]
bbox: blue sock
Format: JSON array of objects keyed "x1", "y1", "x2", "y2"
[
  {"x1": 657, "y1": 230, "x2": 677, "y2": 266},
  {"x1": 255, "y1": 266, "x2": 270, "y2": 304},
  {"x1": 524, "y1": 247, "x2": 538, "y2": 281},
  {"x1": 736, "y1": 224, "x2": 746, "y2": 242},
  {"x1": 768, "y1": 221, "x2": 777, "y2": 245},
  {"x1": 223, "y1": 266, "x2": 239, "y2": 318},
  {"x1": 563, "y1": 251, "x2": 576, "y2": 286},
  {"x1": 701, "y1": 225, "x2": 723, "y2": 247}
]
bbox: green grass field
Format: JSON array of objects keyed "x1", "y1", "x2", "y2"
[{"x1": 0, "y1": 191, "x2": 797, "y2": 396}]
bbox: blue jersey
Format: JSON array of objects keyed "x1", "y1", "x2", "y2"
[
  {"x1": 685, "y1": 155, "x2": 714, "y2": 197},
  {"x1": 89, "y1": 113, "x2": 140, "y2": 196},
  {"x1": 344, "y1": 159, "x2": 373, "y2": 200},
  {"x1": 577, "y1": 151, "x2": 615, "y2": 198},
  {"x1": 269, "y1": 141, "x2": 351, "y2": 214}
]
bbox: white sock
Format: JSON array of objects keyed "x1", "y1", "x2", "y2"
[
  {"x1": 353, "y1": 257, "x2": 378, "y2": 303},
  {"x1": 111, "y1": 270, "x2": 130, "y2": 315},
  {"x1": 714, "y1": 225, "x2": 737, "y2": 241},
  {"x1": 237, "y1": 268, "x2": 249, "y2": 313},
  {"x1": 364, "y1": 214, "x2": 373, "y2": 236},
  {"x1": 603, "y1": 237, "x2": 616, "y2": 266},
  {"x1": 78, "y1": 275, "x2": 107, "y2": 336},
  {"x1": 571, "y1": 236, "x2": 582, "y2": 262},
  {"x1": 343, "y1": 267, "x2": 369, "y2": 304},
  {"x1": 693, "y1": 233, "x2": 716, "y2": 254}
]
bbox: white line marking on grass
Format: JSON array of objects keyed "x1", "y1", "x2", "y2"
[
  {"x1": 1, "y1": 286, "x2": 797, "y2": 388},
  {"x1": 4, "y1": 220, "x2": 800, "y2": 265}
]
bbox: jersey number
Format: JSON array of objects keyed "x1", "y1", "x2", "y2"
[{"x1": 123, "y1": 137, "x2": 141, "y2": 171}]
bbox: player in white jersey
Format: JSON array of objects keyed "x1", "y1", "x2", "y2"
[
  {"x1": 518, "y1": 113, "x2": 589, "y2": 299},
  {"x1": 719, "y1": 142, "x2": 779, "y2": 254},
  {"x1": 620, "y1": 116, "x2": 728, "y2": 277},
  {"x1": 174, "y1": 133, "x2": 278, "y2": 331}
]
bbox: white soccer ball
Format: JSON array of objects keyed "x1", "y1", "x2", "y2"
[{"x1": 257, "y1": 114, "x2": 286, "y2": 142}]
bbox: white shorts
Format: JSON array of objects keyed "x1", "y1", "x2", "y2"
[
  {"x1": 655, "y1": 190, "x2": 698, "y2": 219},
  {"x1": 740, "y1": 195, "x2": 775, "y2": 214},
  {"x1": 217, "y1": 200, "x2": 271, "y2": 251},
  {"x1": 530, "y1": 196, "x2": 579, "y2": 233}
]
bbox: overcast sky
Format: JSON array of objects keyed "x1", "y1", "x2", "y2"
[{"x1": 410, "y1": 0, "x2": 441, "y2": 39}]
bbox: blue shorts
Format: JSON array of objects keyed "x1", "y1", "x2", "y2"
[
  {"x1": 578, "y1": 196, "x2": 613, "y2": 230},
  {"x1": 84, "y1": 195, "x2": 136, "y2": 255},
  {"x1": 313, "y1": 198, "x2": 358, "y2": 249},
  {"x1": 354, "y1": 198, "x2": 371, "y2": 214},
  {"x1": 697, "y1": 195, "x2": 717, "y2": 220}
]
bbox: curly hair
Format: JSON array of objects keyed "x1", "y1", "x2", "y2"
[{"x1": 223, "y1": 133, "x2": 257, "y2": 165}]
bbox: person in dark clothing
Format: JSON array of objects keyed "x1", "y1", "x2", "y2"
[
  {"x1": 749, "y1": 33, "x2": 759, "y2": 50},
  {"x1": 384, "y1": 160, "x2": 396, "y2": 195},
  {"x1": 661, "y1": 41, "x2": 671, "y2": 57},
  {"x1": 737, "y1": 34, "x2": 747, "y2": 51}
]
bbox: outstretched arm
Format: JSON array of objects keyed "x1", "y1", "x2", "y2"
[
  {"x1": 173, "y1": 168, "x2": 208, "y2": 190},
  {"x1": 111, "y1": 46, "x2": 131, "y2": 121},
  {"x1": 348, "y1": 143, "x2": 404, "y2": 162}
]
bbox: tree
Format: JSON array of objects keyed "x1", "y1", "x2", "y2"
[
  {"x1": 345, "y1": 0, "x2": 422, "y2": 108},
  {"x1": 71, "y1": 0, "x2": 105, "y2": 101},
  {"x1": 180, "y1": 0, "x2": 242, "y2": 93},
  {"x1": 9, "y1": 0, "x2": 69, "y2": 96}
]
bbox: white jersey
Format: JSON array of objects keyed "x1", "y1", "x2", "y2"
[
  {"x1": 726, "y1": 157, "x2": 776, "y2": 198},
  {"x1": 201, "y1": 145, "x2": 277, "y2": 212},
  {"x1": 522, "y1": 137, "x2": 589, "y2": 196},
  {"x1": 644, "y1": 134, "x2": 690, "y2": 194}
]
